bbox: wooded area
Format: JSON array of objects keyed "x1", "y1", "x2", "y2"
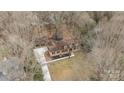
[{"x1": 0, "y1": 11, "x2": 124, "y2": 80}]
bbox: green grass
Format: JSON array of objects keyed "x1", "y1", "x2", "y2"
[{"x1": 48, "y1": 50, "x2": 93, "y2": 80}]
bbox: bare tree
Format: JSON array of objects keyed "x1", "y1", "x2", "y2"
[{"x1": 89, "y1": 12, "x2": 124, "y2": 80}]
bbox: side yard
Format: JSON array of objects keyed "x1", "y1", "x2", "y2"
[{"x1": 48, "y1": 51, "x2": 94, "y2": 80}]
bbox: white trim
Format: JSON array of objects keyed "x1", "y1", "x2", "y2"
[{"x1": 44, "y1": 52, "x2": 74, "y2": 65}]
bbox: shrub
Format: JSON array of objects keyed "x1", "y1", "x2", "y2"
[{"x1": 33, "y1": 73, "x2": 43, "y2": 81}]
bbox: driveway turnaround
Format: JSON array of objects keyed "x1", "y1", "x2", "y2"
[{"x1": 33, "y1": 47, "x2": 51, "y2": 81}]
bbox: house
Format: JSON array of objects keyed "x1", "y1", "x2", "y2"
[
  {"x1": 47, "y1": 39, "x2": 79, "y2": 58},
  {"x1": 34, "y1": 24, "x2": 80, "y2": 59}
]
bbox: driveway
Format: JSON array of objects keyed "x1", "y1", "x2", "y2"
[{"x1": 33, "y1": 47, "x2": 51, "y2": 81}]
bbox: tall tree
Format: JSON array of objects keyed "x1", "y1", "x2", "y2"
[{"x1": 89, "y1": 12, "x2": 124, "y2": 80}]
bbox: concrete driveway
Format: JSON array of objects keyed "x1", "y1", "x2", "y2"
[{"x1": 33, "y1": 47, "x2": 51, "y2": 81}]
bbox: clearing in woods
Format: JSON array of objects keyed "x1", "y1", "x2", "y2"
[{"x1": 48, "y1": 51, "x2": 94, "y2": 80}]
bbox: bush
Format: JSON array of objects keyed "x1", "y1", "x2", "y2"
[
  {"x1": 90, "y1": 75, "x2": 101, "y2": 81},
  {"x1": 33, "y1": 73, "x2": 43, "y2": 81}
]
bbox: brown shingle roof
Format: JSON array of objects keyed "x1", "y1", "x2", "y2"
[{"x1": 48, "y1": 40, "x2": 69, "y2": 52}]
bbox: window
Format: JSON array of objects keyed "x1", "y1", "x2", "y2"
[
  {"x1": 57, "y1": 51, "x2": 60, "y2": 53},
  {"x1": 52, "y1": 51, "x2": 55, "y2": 54},
  {"x1": 64, "y1": 45, "x2": 67, "y2": 49}
]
